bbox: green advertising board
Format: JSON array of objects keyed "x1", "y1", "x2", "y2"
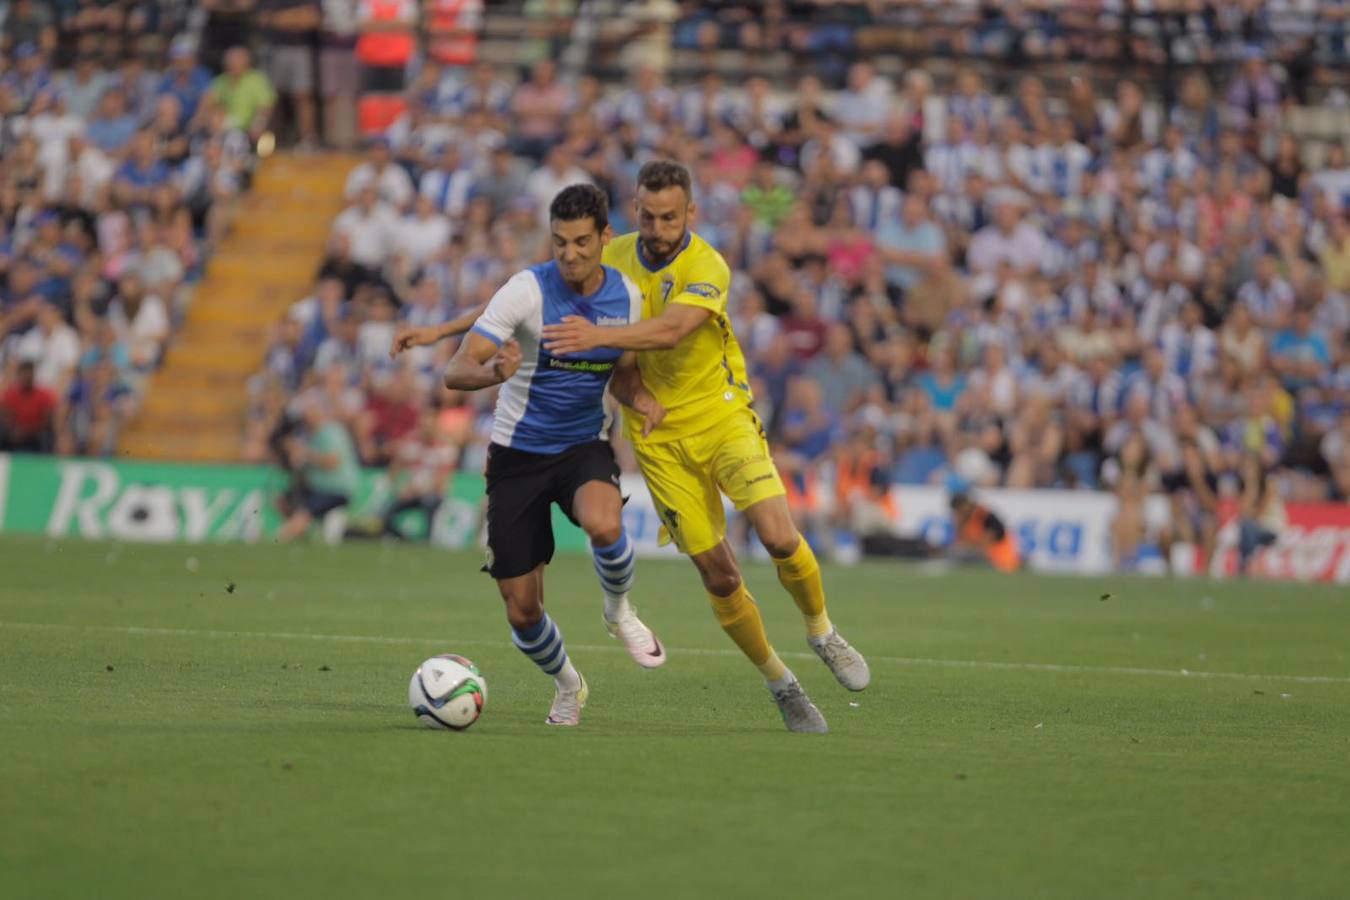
[{"x1": 0, "y1": 453, "x2": 590, "y2": 551}]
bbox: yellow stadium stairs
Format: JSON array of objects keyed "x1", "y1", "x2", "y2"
[{"x1": 118, "y1": 152, "x2": 359, "y2": 463}]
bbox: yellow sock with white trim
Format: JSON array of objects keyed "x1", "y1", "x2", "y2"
[
  {"x1": 773, "y1": 538, "x2": 832, "y2": 638},
  {"x1": 709, "y1": 583, "x2": 787, "y2": 682}
]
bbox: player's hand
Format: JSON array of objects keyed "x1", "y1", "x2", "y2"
[
  {"x1": 541, "y1": 316, "x2": 600, "y2": 355},
  {"x1": 492, "y1": 339, "x2": 522, "y2": 382},
  {"x1": 390, "y1": 325, "x2": 437, "y2": 358},
  {"x1": 638, "y1": 398, "x2": 667, "y2": 438}
]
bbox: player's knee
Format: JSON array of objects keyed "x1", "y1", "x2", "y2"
[
  {"x1": 758, "y1": 525, "x2": 800, "y2": 559},
  {"x1": 582, "y1": 517, "x2": 623, "y2": 548},
  {"x1": 503, "y1": 600, "x2": 542, "y2": 632},
  {"x1": 700, "y1": 567, "x2": 741, "y2": 598},
  {"x1": 499, "y1": 588, "x2": 543, "y2": 631}
]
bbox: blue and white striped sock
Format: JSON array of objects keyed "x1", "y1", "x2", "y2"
[
  {"x1": 512, "y1": 613, "x2": 579, "y2": 688},
  {"x1": 593, "y1": 531, "x2": 636, "y2": 620}
]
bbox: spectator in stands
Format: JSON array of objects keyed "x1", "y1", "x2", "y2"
[
  {"x1": 107, "y1": 272, "x2": 170, "y2": 376},
  {"x1": 877, "y1": 193, "x2": 944, "y2": 296},
  {"x1": 14, "y1": 301, "x2": 80, "y2": 391},
  {"x1": 380, "y1": 408, "x2": 456, "y2": 540},
  {"x1": 85, "y1": 85, "x2": 139, "y2": 155},
  {"x1": 510, "y1": 60, "x2": 570, "y2": 162},
  {"x1": 319, "y1": 0, "x2": 361, "y2": 150},
  {"x1": 277, "y1": 398, "x2": 362, "y2": 542},
  {"x1": 3, "y1": 1, "x2": 56, "y2": 54},
  {"x1": 359, "y1": 364, "x2": 418, "y2": 464},
  {"x1": 525, "y1": 144, "x2": 590, "y2": 224},
  {"x1": 0, "y1": 359, "x2": 57, "y2": 451},
  {"x1": 807, "y1": 322, "x2": 877, "y2": 414},
  {"x1": 60, "y1": 358, "x2": 134, "y2": 456},
  {"x1": 1226, "y1": 47, "x2": 1283, "y2": 134},
  {"x1": 212, "y1": 47, "x2": 276, "y2": 143},
  {"x1": 781, "y1": 376, "x2": 840, "y2": 464},
  {"x1": 344, "y1": 136, "x2": 414, "y2": 206},
  {"x1": 331, "y1": 184, "x2": 397, "y2": 275},
  {"x1": 260, "y1": 0, "x2": 322, "y2": 149},
  {"x1": 113, "y1": 131, "x2": 171, "y2": 211},
  {"x1": 159, "y1": 37, "x2": 213, "y2": 128},
  {"x1": 833, "y1": 62, "x2": 891, "y2": 148},
  {"x1": 1270, "y1": 306, "x2": 1332, "y2": 392}
]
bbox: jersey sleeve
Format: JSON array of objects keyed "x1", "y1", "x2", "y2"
[
  {"x1": 470, "y1": 270, "x2": 538, "y2": 346},
  {"x1": 670, "y1": 246, "x2": 731, "y2": 316}
]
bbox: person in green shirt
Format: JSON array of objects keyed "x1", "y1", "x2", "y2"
[
  {"x1": 278, "y1": 401, "x2": 361, "y2": 541},
  {"x1": 741, "y1": 160, "x2": 795, "y2": 229},
  {"x1": 212, "y1": 46, "x2": 277, "y2": 141}
]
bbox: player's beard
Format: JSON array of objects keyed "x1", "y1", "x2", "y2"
[{"x1": 641, "y1": 230, "x2": 686, "y2": 265}]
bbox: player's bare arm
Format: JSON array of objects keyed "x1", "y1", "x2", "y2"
[
  {"x1": 541, "y1": 303, "x2": 709, "y2": 354},
  {"x1": 608, "y1": 351, "x2": 667, "y2": 437},
  {"x1": 390, "y1": 301, "x2": 489, "y2": 358},
  {"x1": 442, "y1": 331, "x2": 521, "y2": 391}
]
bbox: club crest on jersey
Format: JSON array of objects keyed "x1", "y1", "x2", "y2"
[{"x1": 660, "y1": 278, "x2": 675, "y2": 303}]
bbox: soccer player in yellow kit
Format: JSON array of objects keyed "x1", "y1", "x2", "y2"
[{"x1": 542, "y1": 161, "x2": 869, "y2": 733}]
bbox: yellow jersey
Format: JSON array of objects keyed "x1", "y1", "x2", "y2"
[{"x1": 603, "y1": 231, "x2": 752, "y2": 444}]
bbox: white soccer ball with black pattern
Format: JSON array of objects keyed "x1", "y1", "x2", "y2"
[{"x1": 409, "y1": 654, "x2": 488, "y2": 730}]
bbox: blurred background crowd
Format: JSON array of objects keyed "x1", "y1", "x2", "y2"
[{"x1": 3, "y1": 1, "x2": 1348, "y2": 564}]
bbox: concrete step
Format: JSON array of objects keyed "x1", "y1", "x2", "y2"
[
  {"x1": 121, "y1": 150, "x2": 351, "y2": 462},
  {"x1": 176, "y1": 319, "x2": 271, "y2": 346},
  {"x1": 160, "y1": 343, "x2": 260, "y2": 376},
  {"x1": 204, "y1": 252, "x2": 317, "y2": 285},
  {"x1": 139, "y1": 384, "x2": 251, "y2": 418},
  {"x1": 118, "y1": 430, "x2": 242, "y2": 463}
]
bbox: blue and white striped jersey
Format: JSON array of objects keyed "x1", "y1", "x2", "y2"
[{"x1": 470, "y1": 262, "x2": 643, "y2": 455}]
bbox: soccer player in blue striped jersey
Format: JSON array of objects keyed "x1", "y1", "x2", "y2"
[{"x1": 440, "y1": 184, "x2": 668, "y2": 726}]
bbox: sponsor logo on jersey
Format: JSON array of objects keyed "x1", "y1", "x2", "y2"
[
  {"x1": 686, "y1": 282, "x2": 722, "y2": 299},
  {"x1": 596, "y1": 316, "x2": 628, "y2": 326},
  {"x1": 546, "y1": 357, "x2": 615, "y2": 374}
]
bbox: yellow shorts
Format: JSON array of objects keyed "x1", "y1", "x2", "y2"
[{"x1": 633, "y1": 407, "x2": 785, "y2": 556}]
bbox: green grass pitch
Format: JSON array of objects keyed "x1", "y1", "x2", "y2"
[{"x1": 2, "y1": 535, "x2": 1348, "y2": 899}]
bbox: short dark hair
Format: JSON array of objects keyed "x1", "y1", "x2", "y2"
[
  {"x1": 549, "y1": 183, "x2": 609, "y2": 232},
  {"x1": 636, "y1": 160, "x2": 692, "y2": 197}
]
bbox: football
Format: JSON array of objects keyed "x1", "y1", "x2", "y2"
[{"x1": 408, "y1": 654, "x2": 488, "y2": 730}]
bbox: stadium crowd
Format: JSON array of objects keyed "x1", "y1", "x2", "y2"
[
  {"x1": 248, "y1": 3, "x2": 1350, "y2": 557},
  {"x1": 5, "y1": 3, "x2": 1343, "y2": 564},
  {"x1": 0, "y1": 2, "x2": 277, "y2": 456}
]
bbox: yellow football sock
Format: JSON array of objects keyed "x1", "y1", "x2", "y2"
[
  {"x1": 774, "y1": 538, "x2": 832, "y2": 638},
  {"x1": 709, "y1": 584, "x2": 787, "y2": 682}
]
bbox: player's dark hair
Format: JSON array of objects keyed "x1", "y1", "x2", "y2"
[
  {"x1": 636, "y1": 160, "x2": 692, "y2": 197},
  {"x1": 549, "y1": 183, "x2": 609, "y2": 233}
]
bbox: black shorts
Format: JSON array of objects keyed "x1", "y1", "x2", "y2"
[
  {"x1": 484, "y1": 440, "x2": 620, "y2": 579},
  {"x1": 301, "y1": 487, "x2": 349, "y2": 518}
]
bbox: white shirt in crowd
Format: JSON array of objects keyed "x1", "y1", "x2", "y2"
[
  {"x1": 967, "y1": 222, "x2": 1050, "y2": 274},
  {"x1": 1144, "y1": 238, "x2": 1205, "y2": 283},
  {"x1": 526, "y1": 164, "x2": 591, "y2": 225},
  {"x1": 358, "y1": 319, "x2": 397, "y2": 370},
  {"x1": 833, "y1": 77, "x2": 893, "y2": 146},
  {"x1": 109, "y1": 294, "x2": 170, "y2": 367},
  {"x1": 16, "y1": 322, "x2": 82, "y2": 388},
  {"x1": 39, "y1": 140, "x2": 115, "y2": 205},
  {"x1": 344, "y1": 162, "x2": 415, "y2": 209},
  {"x1": 332, "y1": 201, "x2": 398, "y2": 267},
  {"x1": 392, "y1": 212, "x2": 452, "y2": 266}
]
